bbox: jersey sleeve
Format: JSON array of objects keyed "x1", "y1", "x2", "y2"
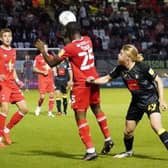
[
  {"x1": 57, "y1": 47, "x2": 71, "y2": 60},
  {"x1": 141, "y1": 63, "x2": 157, "y2": 81},
  {"x1": 109, "y1": 66, "x2": 122, "y2": 79}
]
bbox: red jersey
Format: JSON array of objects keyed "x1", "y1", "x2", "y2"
[
  {"x1": 59, "y1": 36, "x2": 99, "y2": 84},
  {"x1": 0, "y1": 46, "x2": 16, "y2": 81},
  {"x1": 34, "y1": 54, "x2": 54, "y2": 81}
]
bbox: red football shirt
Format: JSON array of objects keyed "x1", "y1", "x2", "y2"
[
  {"x1": 59, "y1": 36, "x2": 99, "y2": 84},
  {"x1": 34, "y1": 54, "x2": 54, "y2": 81},
  {"x1": 0, "y1": 46, "x2": 16, "y2": 81}
]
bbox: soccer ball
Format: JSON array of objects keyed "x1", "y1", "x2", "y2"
[{"x1": 59, "y1": 11, "x2": 77, "y2": 26}]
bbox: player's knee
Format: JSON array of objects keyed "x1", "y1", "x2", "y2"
[
  {"x1": 20, "y1": 106, "x2": 29, "y2": 115},
  {"x1": 124, "y1": 128, "x2": 134, "y2": 137},
  {"x1": 90, "y1": 104, "x2": 101, "y2": 114}
]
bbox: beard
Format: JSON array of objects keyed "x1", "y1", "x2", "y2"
[{"x1": 117, "y1": 59, "x2": 125, "y2": 66}]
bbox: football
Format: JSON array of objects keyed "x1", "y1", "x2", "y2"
[{"x1": 58, "y1": 10, "x2": 77, "y2": 26}]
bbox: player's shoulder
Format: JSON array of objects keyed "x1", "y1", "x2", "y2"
[
  {"x1": 136, "y1": 62, "x2": 149, "y2": 70},
  {"x1": 35, "y1": 54, "x2": 41, "y2": 59},
  {"x1": 82, "y1": 36, "x2": 91, "y2": 40},
  {"x1": 0, "y1": 46, "x2": 15, "y2": 52}
]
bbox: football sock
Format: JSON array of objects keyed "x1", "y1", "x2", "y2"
[
  {"x1": 56, "y1": 99, "x2": 62, "y2": 112},
  {"x1": 96, "y1": 112, "x2": 111, "y2": 139},
  {"x1": 77, "y1": 119, "x2": 94, "y2": 149},
  {"x1": 63, "y1": 97, "x2": 67, "y2": 114},
  {"x1": 158, "y1": 128, "x2": 168, "y2": 150},
  {"x1": 4, "y1": 127, "x2": 10, "y2": 133},
  {"x1": 49, "y1": 96, "x2": 54, "y2": 112},
  {"x1": 38, "y1": 97, "x2": 44, "y2": 106},
  {"x1": 87, "y1": 147, "x2": 96, "y2": 153},
  {"x1": 0, "y1": 113, "x2": 7, "y2": 136},
  {"x1": 7, "y1": 111, "x2": 24, "y2": 130},
  {"x1": 124, "y1": 136, "x2": 134, "y2": 151}
]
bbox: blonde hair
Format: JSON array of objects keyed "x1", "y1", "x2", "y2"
[
  {"x1": 122, "y1": 44, "x2": 144, "y2": 62},
  {"x1": 0, "y1": 28, "x2": 12, "y2": 38}
]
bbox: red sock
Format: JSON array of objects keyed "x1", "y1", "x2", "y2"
[
  {"x1": 48, "y1": 96, "x2": 54, "y2": 112},
  {"x1": 7, "y1": 111, "x2": 24, "y2": 130},
  {"x1": 77, "y1": 119, "x2": 94, "y2": 149},
  {"x1": 38, "y1": 98, "x2": 44, "y2": 107},
  {"x1": 96, "y1": 112, "x2": 111, "y2": 139},
  {"x1": 0, "y1": 113, "x2": 7, "y2": 136}
]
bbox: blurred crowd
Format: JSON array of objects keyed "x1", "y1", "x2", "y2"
[{"x1": 0, "y1": 0, "x2": 168, "y2": 60}]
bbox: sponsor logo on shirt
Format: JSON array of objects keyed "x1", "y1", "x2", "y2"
[{"x1": 148, "y1": 68, "x2": 154, "y2": 75}]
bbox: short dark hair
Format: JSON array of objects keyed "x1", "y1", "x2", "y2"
[
  {"x1": 0, "y1": 28, "x2": 12, "y2": 38},
  {"x1": 66, "y1": 22, "x2": 81, "y2": 39}
]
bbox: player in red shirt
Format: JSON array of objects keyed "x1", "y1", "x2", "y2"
[
  {"x1": 0, "y1": 28, "x2": 28, "y2": 147},
  {"x1": 33, "y1": 44, "x2": 55, "y2": 117},
  {"x1": 35, "y1": 22, "x2": 114, "y2": 160}
]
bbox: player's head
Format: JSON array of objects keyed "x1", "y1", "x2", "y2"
[
  {"x1": 25, "y1": 54, "x2": 30, "y2": 60},
  {"x1": 66, "y1": 22, "x2": 81, "y2": 41},
  {"x1": 0, "y1": 28, "x2": 13, "y2": 47},
  {"x1": 118, "y1": 44, "x2": 144, "y2": 65},
  {"x1": 122, "y1": 44, "x2": 144, "y2": 62}
]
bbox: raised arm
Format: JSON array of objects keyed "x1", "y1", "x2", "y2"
[{"x1": 34, "y1": 39, "x2": 63, "y2": 67}]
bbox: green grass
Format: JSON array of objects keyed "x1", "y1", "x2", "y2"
[{"x1": 0, "y1": 88, "x2": 168, "y2": 168}]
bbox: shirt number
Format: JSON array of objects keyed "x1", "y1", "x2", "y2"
[{"x1": 78, "y1": 47, "x2": 94, "y2": 70}]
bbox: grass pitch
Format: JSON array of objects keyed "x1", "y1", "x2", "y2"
[{"x1": 0, "y1": 88, "x2": 168, "y2": 168}]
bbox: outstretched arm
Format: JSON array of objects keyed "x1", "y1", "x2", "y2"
[
  {"x1": 155, "y1": 75, "x2": 168, "y2": 111},
  {"x1": 87, "y1": 75, "x2": 112, "y2": 84},
  {"x1": 35, "y1": 39, "x2": 63, "y2": 67}
]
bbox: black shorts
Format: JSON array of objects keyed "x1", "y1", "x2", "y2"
[
  {"x1": 54, "y1": 78, "x2": 67, "y2": 94},
  {"x1": 126, "y1": 101, "x2": 160, "y2": 121}
]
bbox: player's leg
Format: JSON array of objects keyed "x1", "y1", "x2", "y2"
[
  {"x1": 149, "y1": 112, "x2": 168, "y2": 149},
  {"x1": 25, "y1": 78, "x2": 29, "y2": 91},
  {"x1": 6, "y1": 100, "x2": 28, "y2": 130},
  {"x1": 62, "y1": 94, "x2": 68, "y2": 115},
  {"x1": 48, "y1": 91, "x2": 55, "y2": 117},
  {"x1": 54, "y1": 78, "x2": 62, "y2": 115},
  {"x1": 55, "y1": 89, "x2": 62, "y2": 115},
  {"x1": 46, "y1": 80, "x2": 55, "y2": 117},
  {"x1": 35, "y1": 81, "x2": 46, "y2": 116},
  {"x1": 114, "y1": 104, "x2": 143, "y2": 158},
  {"x1": 72, "y1": 86, "x2": 97, "y2": 160},
  {"x1": 91, "y1": 103, "x2": 114, "y2": 154},
  {"x1": 35, "y1": 93, "x2": 45, "y2": 116},
  {"x1": 0, "y1": 86, "x2": 12, "y2": 146},
  {"x1": 114, "y1": 120, "x2": 136, "y2": 158},
  {"x1": 90, "y1": 85, "x2": 113, "y2": 154},
  {"x1": 62, "y1": 84, "x2": 68, "y2": 115},
  {"x1": 0, "y1": 102, "x2": 9, "y2": 147},
  {"x1": 74, "y1": 110, "x2": 97, "y2": 160},
  {"x1": 4, "y1": 100, "x2": 28, "y2": 145}
]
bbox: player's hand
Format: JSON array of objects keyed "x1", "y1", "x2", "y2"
[
  {"x1": 86, "y1": 76, "x2": 95, "y2": 83},
  {"x1": 43, "y1": 71, "x2": 48, "y2": 76},
  {"x1": 67, "y1": 80, "x2": 73, "y2": 88},
  {"x1": 160, "y1": 100, "x2": 168, "y2": 111},
  {"x1": 34, "y1": 39, "x2": 45, "y2": 53},
  {"x1": 0, "y1": 74, "x2": 6, "y2": 81},
  {"x1": 16, "y1": 80, "x2": 24, "y2": 89}
]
